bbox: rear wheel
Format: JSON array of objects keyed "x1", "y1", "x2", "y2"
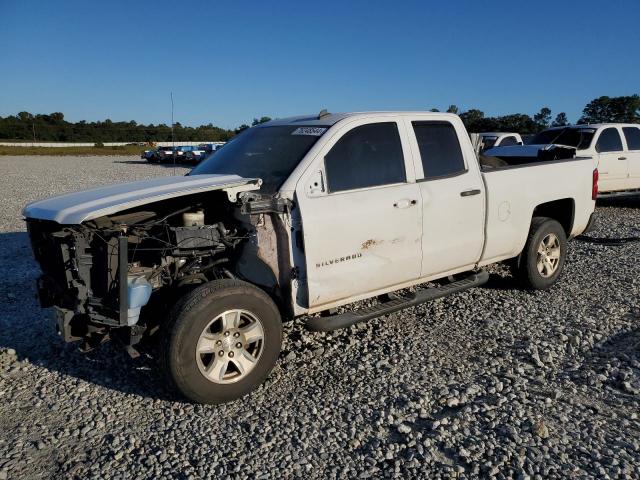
[
  {"x1": 513, "y1": 217, "x2": 567, "y2": 290},
  {"x1": 161, "y1": 280, "x2": 282, "y2": 404}
]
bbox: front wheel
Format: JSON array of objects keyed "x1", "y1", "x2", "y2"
[
  {"x1": 161, "y1": 280, "x2": 282, "y2": 404},
  {"x1": 513, "y1": 217, "x2": 567, "y2": 290}
]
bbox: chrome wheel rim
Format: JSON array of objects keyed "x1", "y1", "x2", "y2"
[
  {"x1": 195, "y1": 309, "x2": 265, "y2": 384},
  {"x1": 536, "y1": 233, "x2": 561, "y2": 278}
]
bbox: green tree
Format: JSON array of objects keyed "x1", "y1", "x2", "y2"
[
  {"x1": 459, "y1": 109, "x2": 485, "y2": 131},
  {"x1": 252, "y1": 116, "x2": 272, "y2": 126},
  {"x1": 497, "y1": 114, "x2": 538, "y2": 134},
  {"x1": 17, "y1": 111, "x2": 32, "y2": 122},
  {"x1": 446, "y1": 105, "x2": 459, "y2": 114},
  {"x1": 551, "y1": 112, "x2": 568, "y2": 127},
  {"x1": 579, "y1": 95, "x2": 640, "y2": 124},
  {"x1": 49, "y1": 112, "x2": 65, "y2": 123},
  {"x1": 533, "y1": 107, "x2": 552, "y2": 129}
]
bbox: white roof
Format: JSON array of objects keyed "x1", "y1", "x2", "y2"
[
  {"x1": 478, "y1": 132, "x2": 519, "y2": 137},
  {"x1": 546, "y1": 123, "x2": 639, "y2": 130},
  {"x1": 263, "y1": 111, "x2": 460, "y2": 127}
]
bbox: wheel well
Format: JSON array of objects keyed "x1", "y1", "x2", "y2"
[{"x1": 532, "y1": 198, "x2": 574, "y2": 235}]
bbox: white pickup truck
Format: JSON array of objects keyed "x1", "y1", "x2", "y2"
[
  {"x1": 486, "y1": 123, "x2": 640, "y2": 193},
  {"x1": 23, "y1": 111, "x2": 597, "y2": 403},
  {"x1": 474, "y1": 132, "x2": 523, "y2": 153}
]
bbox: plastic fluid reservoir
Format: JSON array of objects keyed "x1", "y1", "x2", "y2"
[
  {"x1": 127, "y1": 276, "x2": 152, "y2": 326},
  {"x1": 183, "y1": 210, "x2": 205, "y2": 226}
]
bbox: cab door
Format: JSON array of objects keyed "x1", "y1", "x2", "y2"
[
  {"x1": 404, "y1": 117, "x2": 485, "y2": 276},
  {"x1": 295, "y1": 118, "x2": 422, "y2": 309},
  {"x1": 595, "y1": 127, "x2": 627, "y2": 192}
]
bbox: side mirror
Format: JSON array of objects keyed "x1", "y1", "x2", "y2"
[{"x1": 307, "y1": 170, "x2": 326, "y2": 196}]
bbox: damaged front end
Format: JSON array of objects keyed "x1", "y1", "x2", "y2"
[
  {"x1": 27, "y1": 192, "x2": 252, "y2": 352},
  {"x1": 21, "y1": 172, "x2": 301, "y2": 354}
]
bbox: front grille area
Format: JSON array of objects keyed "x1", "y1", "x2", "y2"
[
  {"x1": 27, "y1": 220, "x2": 72, "y2": 306},
  {"x1": 26, "y1": 219, "x2": 122, "y2": 324},
  {"x1": 27, "y1": 221, "x2": 64, "y2": 273}
]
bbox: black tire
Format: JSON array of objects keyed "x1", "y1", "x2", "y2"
[
  {"x1": 161, "y1": 279, "x2": 282, "y2": 404},
  {"x1": 513, "y1": 217, "x2": 567, "y2": 290}
]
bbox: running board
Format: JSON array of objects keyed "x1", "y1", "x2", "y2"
[{"x1": 306, "y1": 270, "x2": 489, "y2": 332}]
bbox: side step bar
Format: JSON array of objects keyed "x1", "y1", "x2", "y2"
[{"x1": 306, "y1": 270, "x2": 489, "y2": 332}]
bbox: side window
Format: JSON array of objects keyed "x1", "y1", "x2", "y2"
[
  {"x1": 623, "y1": 127, "x2": 640, "y2": 150},
  {"x1": 324, "y1": 122, "x2": 406, "y2": 193},
  {"x1": 412, "y1": 121, "x2": 466, "y2": 179},
  {"x1": 596, "y1": 128, "x2": 623, "y2": 153},
  {"x1": 499, "y1": 136, "x2": 519, "y2": 146},
  {"x1": 481, "y1": 136, "x2": 498, "y2": 150}
]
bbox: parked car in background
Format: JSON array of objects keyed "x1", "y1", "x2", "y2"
[
  {"x1": 156, "y1": 146, "x2": 183, "y2": 163},
  {"x1": 141, "y1": 148, "x2": 159, "y2": 163},
  {"x1": 183, "y1": 146, "x2": 207, "y2": 163},
  {"x1": 477, "y1": 132, "x2": 523, "y2": 152},
  {"x1": 486, "y1": 124, "x2": 640, "y2": 194},
  {"x1": 22, "y1": 111, "x2": 597, "y2": 404},
  {"x1": 142, "y1": 145, "x2": 225, "y2": 164},
  {"x1": 200, "y1": 142, "x2": 226, "y2": 154}
]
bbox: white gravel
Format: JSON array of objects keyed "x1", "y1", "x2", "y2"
[{"x1": 0, "y1": 156, "x2": 639, "y2": 479}]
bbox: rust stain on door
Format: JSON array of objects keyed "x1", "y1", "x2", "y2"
[{"x1": 361, "y1": 239, "x2": 380, "y2": 250}]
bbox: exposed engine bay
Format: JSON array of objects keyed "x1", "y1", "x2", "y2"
[{"x1": 26, "y1": 190, "x2": 292, "y2": 352}]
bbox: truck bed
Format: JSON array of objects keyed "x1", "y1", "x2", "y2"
[{"x1": 479, "y1": 157, "x2": 595, "y2": 266}]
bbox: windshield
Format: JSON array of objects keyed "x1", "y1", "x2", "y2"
[
  {"x1": 528, "y1": 128, "x2": 596, "y2": 149},
  {"x1": 190, "y1": 125, "x2": 326, "y2": 193}
]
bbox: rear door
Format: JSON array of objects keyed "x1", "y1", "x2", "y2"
[
  {"x1": 295, "y1": 118, "x2": 423, "y2": 308},
  {"x1": 595, "y1": 127, "x2": 627, "y2": 191},
  {"x1": 405, "y1": 118, "x2": 485, "y2": 277},
  {"x1": 622, "y1": 126, "x2": 640, "y2": 185}
]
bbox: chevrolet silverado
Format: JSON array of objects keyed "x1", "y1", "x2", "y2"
[{"x1": 23, "y1": 111, "x2": 597, "y2": 403}]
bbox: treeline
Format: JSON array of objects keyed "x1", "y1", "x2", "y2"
[
  {"x1": 0, "y1": 113, "x2": 269, "y2": 143},
  {"x1": 445, "y1": 95, "x2": 640, "y2": 134},
  {"x1": 1, "y1": 95, "x2": 638, "y2": 142}
]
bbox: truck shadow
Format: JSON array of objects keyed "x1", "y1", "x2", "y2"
[
  {"x1": 0, "y1": 231, "x2": 182, "y2": 401},
  {"x1": 477, "y1": 272, "x2": 515, "y2": 291},
  {"x1": 596, "y1": 193, "x2": 640, "y2": 208}
]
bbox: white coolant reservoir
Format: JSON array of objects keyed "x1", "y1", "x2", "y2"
[
  {"x1": 126, "y1": 276, "x2": 152, "y2": 326},
  {"x1": 182, "y1": 210, "x2": 205, "y2": 226}
]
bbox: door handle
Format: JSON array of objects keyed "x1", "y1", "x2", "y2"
[
  {"x1": 393, "y1": 199, "x2": 417, "y2": 208},
  {"x1": 618, "y1": 156, "x2": 627, "y2": 161},
  {"x1": 460, "y1": 189, "x2": 481, "y2": 197}
]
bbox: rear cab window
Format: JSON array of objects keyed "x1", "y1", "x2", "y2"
[
  {"x1": 324, "y1": 122, "x2": 406, "y2": 193},
  {"x1": 596, "y1": 128, "x2": 623, "y2": 153},
  {"x1": 481, "y1": 136, "x2": 498, "y2": 150},
  {"x1": 623, "y1": 127, "x2": 640, "y2": 150},
  {"x1": 499, "y1": 136, "x2": 519, "y2": 146},
  {"x1": 411, "y1": 121, "x2": 466, "y2": 180}
]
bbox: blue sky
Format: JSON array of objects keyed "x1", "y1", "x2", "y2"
[{"x1": 1, "y1": 0, "x2": 638, "y2": 129}]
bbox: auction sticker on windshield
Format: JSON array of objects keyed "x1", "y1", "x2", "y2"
[{"x1": 292, "y1": 127, "x2": 327, "y2": 136}]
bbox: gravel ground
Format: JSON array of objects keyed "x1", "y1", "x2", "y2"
[{"x1": 0, "y1": 155, "x2": 639, "y2": 479}]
